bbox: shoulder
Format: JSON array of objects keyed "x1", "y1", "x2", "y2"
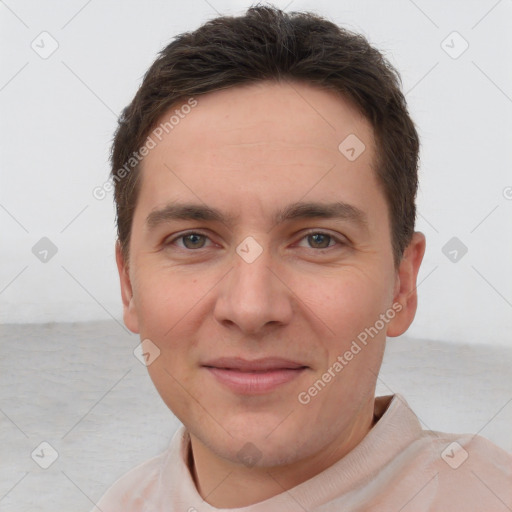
[
  {"x1": 423, "y1": 429, "x2": 512, "y2": 472},
  {"x1": 417, "y1": 430, "x2": 512, "y2": 509},
  {"x1": 90, "y1": 451, "x2": 168, "y2": 512}
]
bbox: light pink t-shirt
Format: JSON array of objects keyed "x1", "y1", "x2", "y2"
[{"x1": 92, "y1": 394, "x2": 512, "y2": 511}]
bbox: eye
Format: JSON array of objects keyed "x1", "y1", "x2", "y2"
[
  {"x1": 166, "y1": 231, "x2": 212, "y2": 250},
  {"x1": 164, "y1": 230, "x2": 345, "y2": 252},
  {"x1": 297, "y1": 231, "x2": 343, "y2": 249}
]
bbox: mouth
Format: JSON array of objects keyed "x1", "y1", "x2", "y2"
[{"x1": 202, "y1": 357, "x2": 309, "y2": 395}]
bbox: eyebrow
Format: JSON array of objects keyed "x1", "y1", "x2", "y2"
[{"x1": 145, "y1": 201, "x2": 368, "y2": 231}]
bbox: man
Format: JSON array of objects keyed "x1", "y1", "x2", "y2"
[{"x1": 93, "y1": 5, "x2": 512, "y2": 511}]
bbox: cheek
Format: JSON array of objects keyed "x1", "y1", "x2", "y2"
[
  {"x1": 294, "y1": 268, "x2": 393, "y2": 341},
  {"x1": 132, "y1": 265, "x2": 216, "y2": 400},
  {"x1": 135, "y1": 269, "x2": 200, "y2": 414},
  {"x1": 132, "y1": 263, "x2": 202, "y2": 338}
]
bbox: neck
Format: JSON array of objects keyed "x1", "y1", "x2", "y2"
[{"x1": 187, "y1": 399, "x2": 377, "y2": 508}]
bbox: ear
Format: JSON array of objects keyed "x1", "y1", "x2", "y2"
[
  {"x1": 386, "y1": 232, "x2": 426, "y2": 337},
  {"x1": 115, "y1": 241, "x2": 140, "y2": 334}
]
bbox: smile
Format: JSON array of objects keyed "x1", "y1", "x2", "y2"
[{"x1": 202, "y1": 357, "x2": 309, "y2": 394}]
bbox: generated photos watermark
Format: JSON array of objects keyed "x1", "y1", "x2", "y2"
[
  {"x1": 297, "y1": 302, "x2": 402, "y2": 405},
  {"x1": 92, "y1": 97, "x2": 198, "y2": 200}
]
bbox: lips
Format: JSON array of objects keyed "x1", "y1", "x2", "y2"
[
  {"x1": 203, "y1": 357, "x2": 308, "y2": 372},
  {"x1": 202, "y1": 357, "x2": 308, "y2": 394}
]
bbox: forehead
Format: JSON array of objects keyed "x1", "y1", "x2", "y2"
[
  {"x1": 136, "y1": 80, "x2": 382, "y2": 224},
  {"x1": 148, "y1": 80, "x2": 375, "y2": 165}
]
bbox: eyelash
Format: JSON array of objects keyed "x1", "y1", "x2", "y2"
[{"x1": 164, "y1": 230, "x2": 346, "y2": 251}]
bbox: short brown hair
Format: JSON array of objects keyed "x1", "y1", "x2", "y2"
[{"x1": 111, "y1": 5, "x2": 419, "y2": 266}]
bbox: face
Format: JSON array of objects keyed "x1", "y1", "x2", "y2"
[{"x1": 117, "y1": 80, "x2": 424, "y2": 470}]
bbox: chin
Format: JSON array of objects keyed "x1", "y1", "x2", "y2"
[
  {"x1": 215, "y1": 433, "x2": 307, "y2": 469},
  {"x1": 203, "y1": 415, "x2": 312, "y2": 465}
]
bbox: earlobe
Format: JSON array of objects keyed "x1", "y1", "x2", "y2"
[
  {"x1": 386, "y1": 232, "x2": 426, "y2": 337},
  {"x1": 115, "y1": 241, "x2": 140, "y2": 334}
]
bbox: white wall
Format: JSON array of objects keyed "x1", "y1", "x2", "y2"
[{"x1": 1, "y1": 0, "x2": 511, "y2": 346}]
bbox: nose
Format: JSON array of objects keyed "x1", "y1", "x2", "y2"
[{"x1": 213, "y1": 244, "x2": 294, "y2": 335}]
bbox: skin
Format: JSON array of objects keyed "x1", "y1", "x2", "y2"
[{"x1": 116, "y1": 80, "x2": 426, "y2": 508}]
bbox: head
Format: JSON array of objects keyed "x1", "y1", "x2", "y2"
[{"x1": 112, "y1": 5, "x2": 425, "y2": 475}]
